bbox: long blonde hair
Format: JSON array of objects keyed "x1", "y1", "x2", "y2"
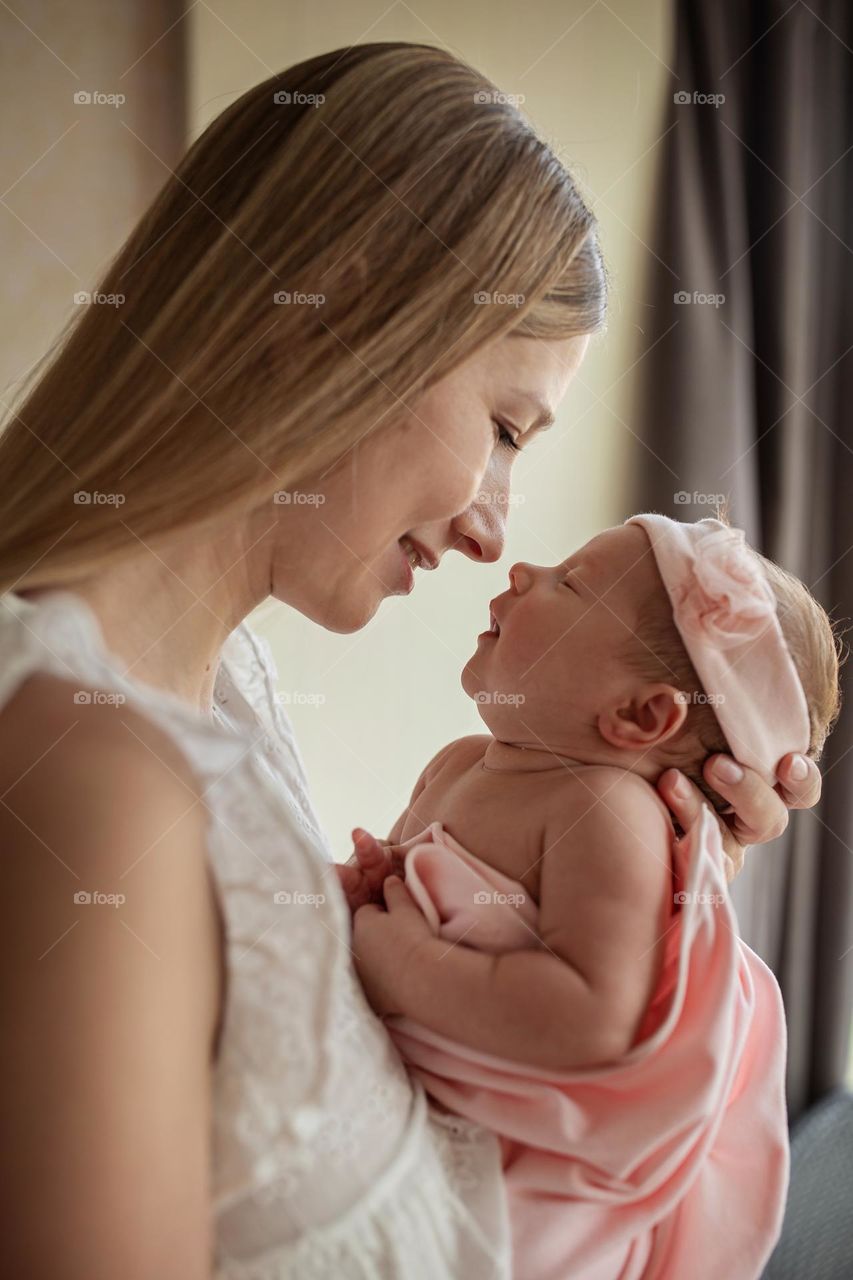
[{"x1": 0, "y1": 42, "x2": 607, "y2": 594}]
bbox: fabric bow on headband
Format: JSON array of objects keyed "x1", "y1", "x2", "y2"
[{"x1": 626, "y1": 513, "x2": 811, "y2": 785}]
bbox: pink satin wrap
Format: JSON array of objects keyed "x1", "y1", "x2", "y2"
[{"x1": 386, "y1": 814, "x2": 789, "y2": 1279}]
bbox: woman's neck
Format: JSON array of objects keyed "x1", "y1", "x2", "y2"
[{"x1": 21, "y1": 519, "x2": 269, "y2": 714}]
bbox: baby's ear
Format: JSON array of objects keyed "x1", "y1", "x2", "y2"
[{"x1": 597, "y1": 684, "x2": 688, "y2": 750}]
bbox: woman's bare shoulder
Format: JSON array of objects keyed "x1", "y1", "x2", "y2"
[
  {"x1": 0, "y1": 670, "x2": 218, "y2": 970},
  {"x1": 0, "y1": 671, "x2": 222, "y2": 1276},
  {"x1": 0, "y1": 669, "x2": 200, "y2": 781}
]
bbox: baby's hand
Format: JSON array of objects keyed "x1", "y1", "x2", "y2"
[{"x1": 336, "y1": 828, "x2": 404, "y2": 915}]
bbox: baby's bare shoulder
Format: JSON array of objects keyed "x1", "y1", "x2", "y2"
[
  {"x1": 542, "y1": 765, "x2": 672, "y2": 841},
  {"x1": 424, "y1": 733, "x2": 491, "y2": 780}
]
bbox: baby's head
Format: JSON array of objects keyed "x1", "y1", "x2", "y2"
[{"x1": 462, "y1": 516, "x2": 841, "y2": 801}]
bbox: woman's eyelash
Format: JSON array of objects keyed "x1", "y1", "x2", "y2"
[{"x1": 495, "y1": 421, "x2": 520, "y2": 451}]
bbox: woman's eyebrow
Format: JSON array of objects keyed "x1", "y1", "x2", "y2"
[{"x1": 505, "y1": 389, "x2": 556, "y2": 431}]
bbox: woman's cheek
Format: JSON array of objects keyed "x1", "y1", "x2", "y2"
[{"x1": 473, "y1": 446, "x2": 513, "y2": 508}]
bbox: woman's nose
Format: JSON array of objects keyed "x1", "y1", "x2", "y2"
[{"x1": 449, "y1": 493, "x2": 506, "y2": 563}]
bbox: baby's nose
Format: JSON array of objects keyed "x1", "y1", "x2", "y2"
[{"x1": 508, "y1": 562, "x2": 537, "y2": 593}]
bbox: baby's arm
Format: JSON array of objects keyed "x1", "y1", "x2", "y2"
[{"x1": 353, "y1": 770, "x2": 674, "y2": 1069}]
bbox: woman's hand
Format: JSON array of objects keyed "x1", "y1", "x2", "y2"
[
  {"x1": 658, "y1": 751, "x2": 821, "y2": 881},
  {"x1": 351, "y1": 876, "x2": 434, "y2": 1017}
]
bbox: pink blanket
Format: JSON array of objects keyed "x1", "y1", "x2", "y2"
[{"x1": 386, "y1": 809, "x2": 789, "y2": 1280}]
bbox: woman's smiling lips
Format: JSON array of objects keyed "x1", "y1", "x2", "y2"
[{"x1": 393, "y1": 535, "x2": 438, "y2": 595}]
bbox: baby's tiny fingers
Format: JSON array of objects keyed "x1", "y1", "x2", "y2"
[{"x1": 353, "y1": 828, "x2": 387, "y2": 866}]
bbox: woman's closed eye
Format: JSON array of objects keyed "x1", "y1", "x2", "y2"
[{"x1": 494, "y1": 420, "x2": 521, "y2": 452}]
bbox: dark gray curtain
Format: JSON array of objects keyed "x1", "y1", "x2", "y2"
[{"x1": 631, "y1": 0, "x2": 853, "y2": 1122}]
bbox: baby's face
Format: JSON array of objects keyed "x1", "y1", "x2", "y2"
[{"x1": 462, "y1": 524, "x2": 661, "y2": 747}]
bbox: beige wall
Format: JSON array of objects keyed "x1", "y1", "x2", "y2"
[
  {"x1": 188, "y1": 1, "x2": 676, "y2": 856},
  {"x1": 0, "y1": 0, "x2": 185, "y2": 405}
]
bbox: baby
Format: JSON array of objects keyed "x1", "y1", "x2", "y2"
[{"x1": 337, "y1": 514, "x2": 840, "y2": 1280}]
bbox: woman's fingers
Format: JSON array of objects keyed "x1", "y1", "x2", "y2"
[
  {"x1": 657, "y1": 767, "x2": 742, "y2": 882},
  {"x1": 702, "y1": 754, "x2": 789, "y2": 846},
  {"x1": 337, "y1": 863, "x2": 361, "y2": 893},
  {"x1": 775, "y1": 752, "x2": 822, "y2": 810}
]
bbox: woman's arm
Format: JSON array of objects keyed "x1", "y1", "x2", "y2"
[{"x1": 0, "y1": 678, "x2": 220, "y2": 1279}]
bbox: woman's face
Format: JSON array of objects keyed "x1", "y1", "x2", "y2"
[{"x1": 265, "y1": 331, "x2": 590, "y2": 632}]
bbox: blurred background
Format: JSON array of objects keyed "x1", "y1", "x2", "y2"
[{"x1": 1, "y1": 2, "x2": 851, "y2": 1272}]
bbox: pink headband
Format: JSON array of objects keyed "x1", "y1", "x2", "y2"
[{"x1": 626, "y1": 513, "x2": 811, "y2": 785}]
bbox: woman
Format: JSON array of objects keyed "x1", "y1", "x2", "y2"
[{"x1": 0, "y1": 42, "x2": 818, "y2": 1279}]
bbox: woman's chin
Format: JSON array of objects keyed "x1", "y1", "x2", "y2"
[
  {"x1": 308, "y1": 585, "x2": 388, "y2": 634},
  {"x1": 271, "y1": 572, "x2": 404, "y2": 633}
]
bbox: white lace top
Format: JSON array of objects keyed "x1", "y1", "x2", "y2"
[{"x1": 0, "y1": 589, "x2": 510, "y2": 1279}]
